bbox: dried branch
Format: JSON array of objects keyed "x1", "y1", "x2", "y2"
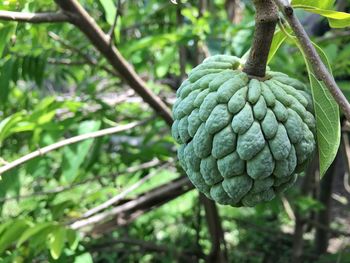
[
  {"x1": 70, "y1": 176, "x2": 193, "y2": 230},
  {"x1": 54, "y1": 0, "x2": 173, "y2": 125},
  {"x1": 0, "y1": 10, "x2": 71, "y2": 23},
  {"x1": 0, "y1": 119, "x2": 149, "y2": 175},
  {"x1": 273, "y1": 0, "x2": 350, "y2": 121},
  {"x1": 82, "y1": 165, "x2": 167, "y2": 218}
]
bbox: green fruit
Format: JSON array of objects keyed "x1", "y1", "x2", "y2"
[{"x1": 172, "y1": 55, "x2": 316, "y2": 207}]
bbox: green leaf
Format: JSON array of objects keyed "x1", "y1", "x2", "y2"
[
  {"x1": 66, "y1": 229, "x2": 79, "y2": 250},
  {"x1": 155, "y1": 47, "x2": 176, "y2": 78},
  {"x1": 0, "y1": 219, "x2": 31, "y2": 254},
  {"x1": 0, "y1": 23, "x2": 16, "y2": 57},
  {"x1": 48, "y1": 226, "x2": 66, "y2": 260},
  {"x1": 0, "y1": 111, "x2": 25, "y2": 144},
  {"x1": 17, "y1": 222, "x2": 55, "y2": 247},
  {"x1": 309, "y1": 73, "x2": 340, "y2": 177},
  {"x1": 61, "y1": 120, "x2": 101, "y2": 182},
  {"x1": 281, "y1": 22, "x2": 341, "y2": 177},
  {"x1": 267, "y1": 30, "x2": 287, "y2": 64},
  {"x1": 0, "y1": 57, "x2": 14, "y2": 105},
  {"x1": 305, "y1": 43, "x2": 340, "y2": 177},
  {"x1": 294, "y1": 5, "x2": 350, "y2": 28},
  {"x1": 98, "y1": 0, "x2": 116, "y2": 25},
  {"x1": 292, "y1": 0, "x2": 335, "y2": 9}
]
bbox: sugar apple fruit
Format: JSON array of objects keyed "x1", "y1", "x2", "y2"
[{"x1": 172, "y1": 55, "x2": 316, "y2": 207}]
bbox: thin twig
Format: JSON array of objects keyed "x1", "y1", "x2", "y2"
[
  {"x1": 307, "y1": 219, "x2": 350, "y2": 237},
  {"x1": 0, "y1": 158, "x2": 164, "y2": 203},
  {"x1": 48, "y1": 32, "x2": 117, "y2": 76},
  {"x1": 0, "y1": 119, "x2": 149, "y2": 175},
  {"x1": 47, "y1": 58, "x2": 86, "y2": 65},
  {"x1": 69, "y1": 176, "x2": 192, "y2": 230},
  {"x1": 281, "y1": 196, "x2": 296, "y2": 221},
  {"x1": 108, "y1": 0, "x2": 122, "y2": 45},
  {"x1": 0, "y1": 10, "x2": 71, "y2": 23},
  {"x1": 273, "y1": 0, "x2": 350, "y2": 121},
  {"x1": 82, "y1": 164, "x2": 167, "y2": 218}
]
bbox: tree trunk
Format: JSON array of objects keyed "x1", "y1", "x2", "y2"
[
  {"x1": 200, "y1": 194, "x2": 228, "y2": 263},
  {"x1": 315, "y1": 147, "x2": 343, "y2": 255}
]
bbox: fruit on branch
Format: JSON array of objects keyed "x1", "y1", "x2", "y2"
[{"x1": 172, "y1": 55, "x2": 316, "y2": 207}]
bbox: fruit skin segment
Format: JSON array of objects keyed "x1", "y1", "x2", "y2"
[{"x1": 172, "y1": 55, "x2": 316, "y2": 207}]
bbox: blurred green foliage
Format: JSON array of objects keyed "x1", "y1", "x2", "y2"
[{"x1": 0, "y1": 0, "x2": 349, "y2": 262}]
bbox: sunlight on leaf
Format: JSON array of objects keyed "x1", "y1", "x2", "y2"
[
  {"x1": 267, "y1": 30, "x2": 287, "y2": 64},
  {"x1": 294, "y1": 5, "x2": 350, "y2": 28},
  {"x1": 292, "y1": 0, "x2": 335, "y2": 10}
]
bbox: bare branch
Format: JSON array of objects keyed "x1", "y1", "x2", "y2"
[
  {"x1": 54, "y1": 0, "x2": 173, "y2": 126},
  {"x1": 48, "y1": 31, "x2": 117, "y2": 76},
  {"x1": 0, "y1": 10, "x2": 71, "y2": 23},
  {"x1": 82, "y1": 165, "x2": 166, "y2": 218},
  {"x1": 0, "y1": 158, "x2": 164, "y2": 203},
  {"x1": 273, "y1": 0, "x2": 350, "y2": 121},
  {"x1": 0, "y1": 119, "x2": 150, "y2": 175},
  {"x1": 70, "y1": 176, "x2": 193, "y2": 230},
  {"x1": 47, "y1": 58, "x2": 86, "y2": 65}
]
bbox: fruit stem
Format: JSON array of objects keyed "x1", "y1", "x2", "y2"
[{"x1": 243, "y1": 0, "x2": 279, "y2": 78}]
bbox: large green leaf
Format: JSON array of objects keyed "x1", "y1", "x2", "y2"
[
  {"x1": 278, "y1": 22, "x2": 341, "y2": 177},
  {"x1": 308, "y1": 73, "x2": 340, "y2": 177},
  {"x1": 294, "y1": 5, "x2": 350, "y2": 28},
  {"x1": 308, "y1": 43, "x2": 340, "y2": 177}
]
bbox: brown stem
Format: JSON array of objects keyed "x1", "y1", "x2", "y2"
[{"x1": 243, "y1": 0, "x2": 278, "y2": 78}]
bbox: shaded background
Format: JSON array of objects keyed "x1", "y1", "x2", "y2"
[{"x1": 0, "y1": 0, "x2": 350, "y2": 262}]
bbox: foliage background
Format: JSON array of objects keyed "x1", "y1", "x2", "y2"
[{"x1": 0, "y1": 0, "x2": 350, "y2": 262}]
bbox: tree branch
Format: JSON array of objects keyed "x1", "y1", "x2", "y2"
[
  {"x1": 69, "y1": 176, "x2": 193, "y2": 230},
  {"x1": 0, "y1": 10, "x2": 71, "y2": 23},
  {"x1": 273, "y1": 0, "x2": 350, "y2": 121},
  {"x1": 82, "y1": 165, "x2": 166, "y2": 218},
  {"x1": 0, "y1": 158, "x2": 165, "y2": 203},
  {"x1": 243, "y1": 0, "x2": 278, "y2": 78},
  {"x1": 0, "y1": 119, "x2": 149, "y2": 175},
  {"x1": 54, "y1": 0, "x2": 173, "y2": 126}
]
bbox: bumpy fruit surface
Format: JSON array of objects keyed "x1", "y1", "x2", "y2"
[{"x1": 172, "y1": 55, "x2": 316, "y2": 207}]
